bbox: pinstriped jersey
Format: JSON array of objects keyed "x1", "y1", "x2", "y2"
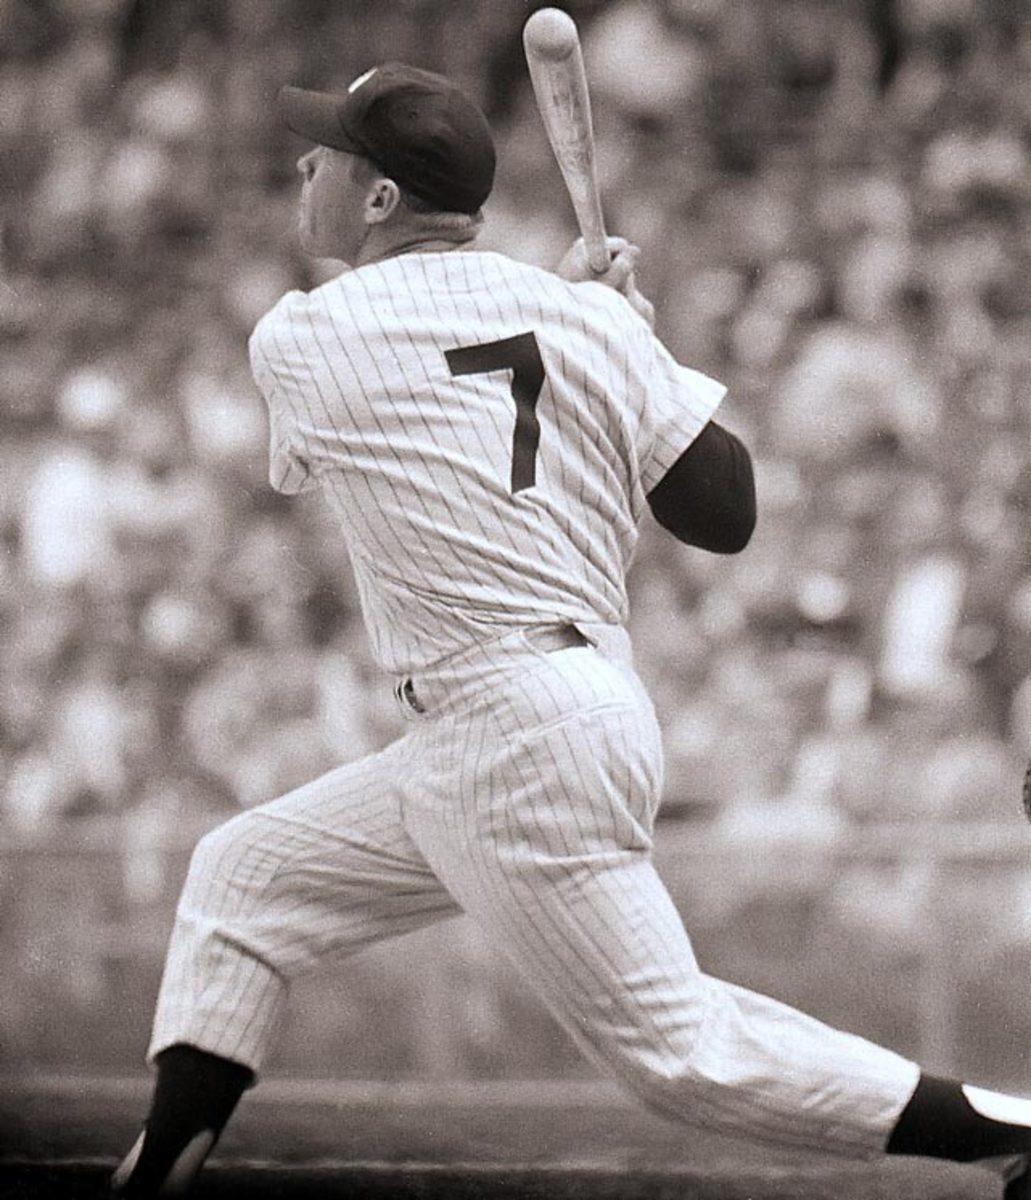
[{"x1": 248, "y1": 249, "x2": 725, "y2": 674}]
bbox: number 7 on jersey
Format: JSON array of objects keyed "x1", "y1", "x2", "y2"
[{"x1": 446, "y1": 332, "x2": 545, "y2": 495}]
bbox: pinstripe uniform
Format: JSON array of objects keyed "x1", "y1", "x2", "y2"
[{"x1": 149, "y1": 249, "x2": 918, "y2": 1156}]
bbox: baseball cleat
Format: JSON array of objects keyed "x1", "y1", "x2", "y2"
[
  {"x1": 110, "y1": 1129, "x2": 145, "y2": 1194},
  {"x1": 110, "y1": 1127, "x2": 215, "y2": 1197}
]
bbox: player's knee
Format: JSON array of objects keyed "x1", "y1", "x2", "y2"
[
  {"x1": 181, "y1": 813, "x2": 263, "y2": 904},
  {"x1": 589, "y1": 1012, "x2": 708, "y2": 1110},
  {"x1": 611, "y1": 1052, "x2": 703, "y2": 1120}
]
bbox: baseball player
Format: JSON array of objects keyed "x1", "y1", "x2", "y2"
[{"x1": 113, "y1": 63, "x2": 1031, "y2": 1198}]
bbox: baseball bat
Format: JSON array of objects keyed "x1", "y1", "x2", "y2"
[{"x1": 523, "y1": 7, "x2": 610, "y2": 274}]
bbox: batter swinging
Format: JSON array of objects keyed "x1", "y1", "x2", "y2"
[{"x1": 112, "y1": 63, "x2": 1031, "y2": 1199}]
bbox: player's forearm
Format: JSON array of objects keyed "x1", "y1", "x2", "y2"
[{"x1": 646, "y1": 420, "x2": 756, "y2": 553}]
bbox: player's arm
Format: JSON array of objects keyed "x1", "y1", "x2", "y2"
[
  {"x1": 556, "y1": 235, "x2": 752, "y2": 551},
  {"x1": 248, "y1": 293, "x2": 318, "y2": 496},
  {"x1": 617, "y1": 283, "x2": 751, "y2": 552},
  {"x1": 645, "y1": 419, "x2": 755, "y2": 554}
]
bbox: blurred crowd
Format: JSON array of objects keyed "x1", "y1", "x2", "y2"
[{"x1": 3, "y1": 0, "x2": 1031, "y2": 844}]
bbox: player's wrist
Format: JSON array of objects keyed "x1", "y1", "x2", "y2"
[{"x1": 555, "y1": 235, "x2": 633, "y2": 284}]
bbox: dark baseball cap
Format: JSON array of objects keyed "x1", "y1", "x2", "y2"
[{"x1": 279, "y1": 63, "x2": 495, "y2": 215}]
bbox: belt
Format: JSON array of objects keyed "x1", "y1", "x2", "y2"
[{"x1": 395, "y1": 625, "x2": 589, "y2": 716}]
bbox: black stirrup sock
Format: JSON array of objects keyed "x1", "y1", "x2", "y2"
[
  {"x1": 112, "y1": 1044, "x2": 253, "y2": 1194},
  {"x1": 887, "y1": 1074, "x2": 1031, "y2": 1161}
]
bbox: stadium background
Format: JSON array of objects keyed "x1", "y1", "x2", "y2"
[{"x1": 4, "y1": 0, "x2": 1031, "y2": 1123}]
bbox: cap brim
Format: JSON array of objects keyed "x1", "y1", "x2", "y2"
[{"x1": 278, "y1": 86, "x2": 364, "y2": 154}]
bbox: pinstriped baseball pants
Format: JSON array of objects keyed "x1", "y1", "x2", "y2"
[{"x1": 149, "y1": 624, "x2": 918, "y2": 1158}]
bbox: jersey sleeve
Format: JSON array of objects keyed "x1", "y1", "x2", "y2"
[
  {"x1": 248, "y1": 291, "x2": 318, "y2": 496},
  {"x1": 636, "y1": 332, "x2": 727, "y2": 496}
]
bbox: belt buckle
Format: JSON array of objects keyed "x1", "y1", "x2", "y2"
[{"x1": 400, "y1": 677, "x2": 426, "y2": 714}]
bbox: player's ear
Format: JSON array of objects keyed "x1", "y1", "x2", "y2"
[{"x1": 364, "y1": 178, "x2": 402, "y2": 224}]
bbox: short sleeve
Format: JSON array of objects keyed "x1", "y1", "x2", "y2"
[
  {"x1": 248, "y1": 293, "x2": 317, "y2": 496},
  {"x1": 637, "y1": 335, "x2": 727, "y2": 496}
]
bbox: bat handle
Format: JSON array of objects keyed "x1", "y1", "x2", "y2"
[
  {"x1": 578, "y1": 201, "x2": 610, "y2": 274},
  {"x1": 585, "y1": 236, "x2": 611, "y2": 275}
]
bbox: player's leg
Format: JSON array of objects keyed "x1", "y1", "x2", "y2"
[
  {"x1": 405, "y1": 645, "x2": 1031, "y2": 1163},
  {"x1": 423, "y1": 803, "x2": 915, "y2": 1156},
  {"x1": 112, "y1": 734, "x2": 459, "y2": 1196}
]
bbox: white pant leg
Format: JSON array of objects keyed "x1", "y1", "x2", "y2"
[
  {"x1": 404, "y1": 645, "x2": 918, "y2": 1159},
  {"x1": 149, "y1": 734, "x2": 458, "y2": 1073}
]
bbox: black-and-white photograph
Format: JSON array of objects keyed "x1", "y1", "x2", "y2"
[{"x1": 3, "y1": 2, "x2": 1031, "y2": 1197}]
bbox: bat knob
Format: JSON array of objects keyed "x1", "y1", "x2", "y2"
[{"x1": 523, "y1": 8, "x2": 579, "y2": 61}]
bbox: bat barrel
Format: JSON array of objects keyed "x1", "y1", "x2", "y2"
[
  {"x1": 522, "y1": 8, "x2": 579, "y2": 61},
  {"x1": 523, "y1": 8, "x2": 610, "y2": 274}
]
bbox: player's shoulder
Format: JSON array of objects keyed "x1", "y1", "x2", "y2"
[
  {"x1": 250, "y1": 285, "x2": 311, "y2": 347},
  {"x1": 249, "y1": 271, "x2": 358, "y2": 358},
  {"x1": 470, "y1": 250, "x2": 646, "y2": 327}
]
